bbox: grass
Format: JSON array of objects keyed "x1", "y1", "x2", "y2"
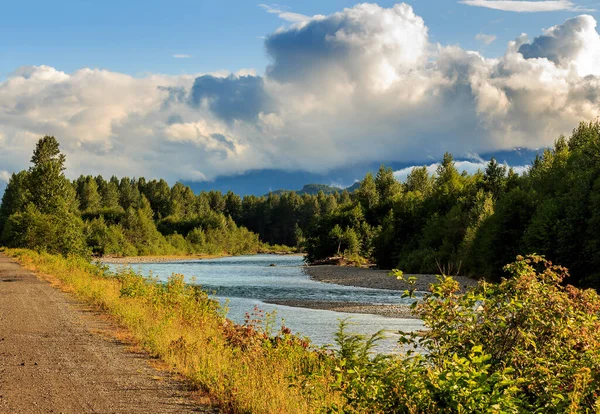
[{"x1": 4, "y1": 248, "x2": 343, "y2": 413}]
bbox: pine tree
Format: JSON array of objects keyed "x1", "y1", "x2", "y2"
[
  {"x1": 28, "y1": 136, "x2": 77, "y2": 213},
  {"x1": 79, "y1": 177, "x2": 102, "y2": 212},
  {"x1": 375, "y1": 165, "x2": 401, "y2": 202}
]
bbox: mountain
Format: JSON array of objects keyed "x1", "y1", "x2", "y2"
[
  {"x1": 346, "y1": 182, "x2": 361, "y2": 193},
  {"x1": 269, "y1": 184, "x2": 344, "y2": 196},
  {"x1": 182, "y1": 148, "x2": 540, "y2": 196}
]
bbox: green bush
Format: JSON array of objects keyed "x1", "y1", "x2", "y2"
[
  {"x1": 333, "y1": 255, "x2": 600, "y2": 413},
  {"x1": 3, "y1": 203, "x2": 88, "y2": 257}
]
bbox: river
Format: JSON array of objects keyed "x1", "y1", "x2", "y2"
[{"x1": 110, "y1": 254, "x2": 423, "y2": 352}]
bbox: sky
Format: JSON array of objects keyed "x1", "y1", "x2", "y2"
[{"x1": 1, "y1": 0, "x2": 600, "y2": 194}]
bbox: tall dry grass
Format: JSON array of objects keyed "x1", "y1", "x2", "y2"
[{"x1": 5, "y1": 249, "x2": 343, "y2": 413}]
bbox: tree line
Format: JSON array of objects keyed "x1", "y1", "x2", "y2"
[
  {"x1": 0, "y1": 136, "x2": 262, "y2": 257},
  {"x1": 305, "y1": 121, "x2": 600, "y2": 289},
  {"x1": 2, "y1": 121, "x2": 600, "y2": 289}
]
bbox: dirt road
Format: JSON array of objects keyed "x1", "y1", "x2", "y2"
[{"x1": 0, "y1": 253, "x2": 214, "y2": 413}]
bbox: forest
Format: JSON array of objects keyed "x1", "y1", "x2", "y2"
[
  {"x1": 2, "y1": 121, "x2": 600, "y2": 289},
  {"x1": 304, "y1": 121, "x2": 600, "y2": 289}
]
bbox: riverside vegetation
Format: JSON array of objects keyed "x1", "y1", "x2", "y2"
[
  {"x1": 4, "y1": 122, "x2": 600, "y2": 291},
  {"x1": 2, "y1": 126, "x2": 600, "y2": 412},
  {"x1": 4, "y1": 249, "x2": 600, "y2": 412}
]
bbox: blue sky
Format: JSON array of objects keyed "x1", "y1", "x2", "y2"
[
  {"x1": 2, "y1": 1, "x2": 600, "y2": 194},
  {"x1": 1, "y1": 0, "x2": 598, "y2": 78}
]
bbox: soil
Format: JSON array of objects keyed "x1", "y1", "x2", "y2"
[{"x1": 0, "y1": 253, "x2": 217, "y2": 414}]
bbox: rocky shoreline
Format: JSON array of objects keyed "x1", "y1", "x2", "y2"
[
  {"x1": 266, "y1": 299, "x2": 417, "y2": 319},
  {"x1": 303, "y1": 265, "x2": 478, "y2": 293}
]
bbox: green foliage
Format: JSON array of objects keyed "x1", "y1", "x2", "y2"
[
  {"x1": 75, "y1": 175, "x2": 102, "y2": 212},
  {"x1": 28, "y1": 135, "x2": 78, "y2": 213},
  {"x1": 331, "y1": 255, "x2": 600, "y2": 413},
  {"x1": 0, "y1": 136, "x2": 264, "y2": 258},
  {"x1": 3, "y1": 203, "x2": 88, "y2": 256},
  {"x1": 0, "y1": 136, "x2": 86, "y2": 256},
  {"x1": 0, "y1": 171, "x2": 31, "y2": 236},
  {"x1": 8, "y1": 121, "x2": 600, "y2": 288},
  {"x1": 303, "y1": 120, "x2": 600, "y2": 289}
]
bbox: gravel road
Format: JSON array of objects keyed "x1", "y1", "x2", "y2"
[{"x1": 0, "y1": 253, "x2": 215, "y2": 413}]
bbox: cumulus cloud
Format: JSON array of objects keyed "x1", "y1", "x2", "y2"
[
  {"x1": 476, "y1": 33, "x2": 498, "y2": 45},
  {"x1": 459, "y1": 1, "x2": 588, "y2": 12},
  {"x1": 0, "y1": 4, "x2": 599, "y2": 185},
  {"x1": 518, "y1": 14, "x2": 600, "y2": 75}
]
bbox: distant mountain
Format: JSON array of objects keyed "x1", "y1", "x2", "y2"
[
  {"x1": 182, "y1": 148, "x2": 540, "y2": 196},
  {"x1": 346, "y1": 182, "x2": 361, "y2": 193},
  {"x1": 269, "y1": 184, "x2": 343, "y2": 196}
]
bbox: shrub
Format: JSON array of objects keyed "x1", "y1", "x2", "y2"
[{"x1": 334, "y1": 255, "x2": 600, "y2": 413}]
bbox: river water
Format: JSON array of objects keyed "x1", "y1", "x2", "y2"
[{"x1": 111, "y1": 254, "x2": 423, "y2": 352}]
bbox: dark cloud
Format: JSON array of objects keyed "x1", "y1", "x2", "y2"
[
  {"x1": 265, "y1": 18, "x2": 350, "y2": 83},
  {"x1": 189, "y1": 75, "x2": 274, "y2": 122},
  {"x1": 211, "y1": 133, "x2": 236, "y2": 152},
  {"x1": 159, "y1": 86, "x2": 187, "y2": 110}
]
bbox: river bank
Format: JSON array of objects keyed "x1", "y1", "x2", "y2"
[
  {"x1": 99, "y1": 254, "x2": 228, "y2": 264},
  {"x1": 303, "y1": 265, "x2": 479, "y2": 292},
  {"x1": 266, "y1": 299, "x2": 416, "y2": 319},
  {"x1": 99, "y1": 252, "x2": 304, "y2": 265}
]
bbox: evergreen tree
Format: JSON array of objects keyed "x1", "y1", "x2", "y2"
[
  {"x1": 0, "y1": 171, "x2": 31, "y2": 237},
  {"x1": 405, "y1": 166, "x2": 433, "y2": 195},
  {"x1": 375, "y1": 165, "x2": 401, "y2": 202},
  {"x1": 79, "y1": 176, "x2": 102, "y2": 212},
  {"x1": 355, "y1": 173, "x2": 379, "y2": 213},
  {"x1": 100, "y1": 180, "x2": 122, "y2": 210},
  {"x1": 28, "y1": 136, "x2": 77, "y2": 213},
  {"x1": 482, "y1": 157, "x2": 507, "y2": 200}
]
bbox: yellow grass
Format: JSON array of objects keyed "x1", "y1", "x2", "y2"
[{"x1": 5, "y1": 249, "x2": 343, "y2": 413}]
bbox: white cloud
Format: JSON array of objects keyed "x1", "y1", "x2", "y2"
[
  {"x1": 259, "y1": 4, "x2": 310, "y2": 23},
  {"x1": 0, "y1": 4, "x2": 599, "y2": 185},
  {"x1": 0, "y1": 170, "x2": 10, "y2": 183},
  {"x1": 459, "y1": 0, "x2": 590, "y2": 12},
  {"x1": 518, "y1": 14, "x2": 600, "y2": 76},
  {"x1": 173, "y1": 54, "x2": 191, "y2": 59},
  {"x1": 476, "y1": 33, "x2": 498, "y2": 44}
]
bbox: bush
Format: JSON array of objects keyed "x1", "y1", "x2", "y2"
[
  {"x1": 3, "y1": 203, "x2": 88, "y2": 257},
  {"x1": 334, "y1": 255, "x2": 600, "y2": 413}
]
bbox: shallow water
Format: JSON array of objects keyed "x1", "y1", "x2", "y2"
[{"x1": 110, "y1": 254, "x2": 423, "y2": 351}]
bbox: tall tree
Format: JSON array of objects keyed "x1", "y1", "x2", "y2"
[
  {"x1": 355, "y1": 173, "x2": 379, "y2": 213},
  {"x1": 482, "y1": 158, "x2": 507, "y2": 200},
  {"x1": 375, "y1": 165, "x2": 401, "y2": 202},
  {"x1": 28, "y1": 136, "x2": 77, "y2": 213},
  {"x1": 405, "y1": 166, "x2": 433, "y2": 195},
  {"x1": 79, "y1": 176, "x2": 102, "y2": 212}
]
